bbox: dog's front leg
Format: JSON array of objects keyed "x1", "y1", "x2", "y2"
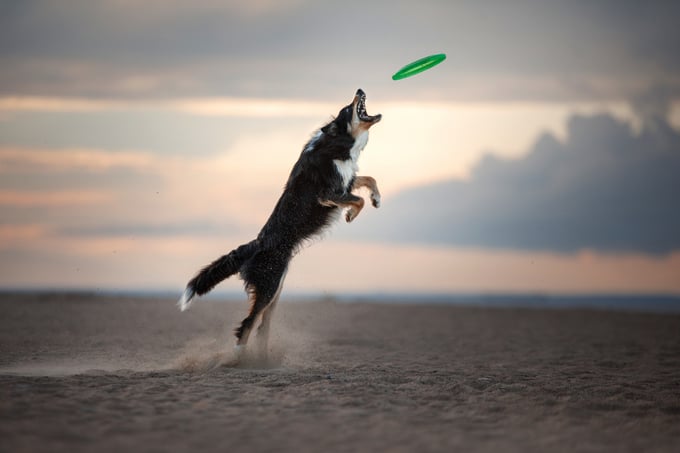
[
  {"x1": 319, "y1": 193, "x2": 365, "y2": 223},
  {"x1": 352, "y1": 176, "x2": 381, "y2": 208}
]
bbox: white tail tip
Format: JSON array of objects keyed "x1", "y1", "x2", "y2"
[{"x1": 178, "y1": 287, "x2": 195, "y2": 311}]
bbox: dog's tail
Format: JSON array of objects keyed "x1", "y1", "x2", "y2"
[{"x1": 178, "y1": 240, "x2": 259, "y2": 311}]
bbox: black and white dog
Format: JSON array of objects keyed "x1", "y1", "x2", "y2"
[{"x1": 178, "y1": 89, "x2": 382, "y2": 352}]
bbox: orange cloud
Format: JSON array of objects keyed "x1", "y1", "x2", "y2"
[
  {"x1": 0, "y1": 224, "x2": 48, "y2": 249},
  {"x1": 0, "y1": 147, "x2": 154, "y2": 173},
  {"x1": 0, "y1": 190, "x2": 113, "y2": 207},
  {"x1": 171, "y1": 97, "x2": 335, "y2": 117},
  {"x1": 291, "y1": 241, "x2": 680, "y2": 294},
  {"x1": 0, "y1": 95, "x2": 334, "y2": 118},
  {"x1": 3, "y1": 234, "x2": 679, "y2": 294},
  {"x1": 0, "y1": 97, "x2": 125, "y2": 112}
]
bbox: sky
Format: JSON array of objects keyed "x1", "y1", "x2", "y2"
[{"x1": 1, "y1": 0, "x2": 680, "y2": 295}]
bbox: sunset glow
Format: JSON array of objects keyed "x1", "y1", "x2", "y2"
[{"x1": 1, "y1": 1, "x2": 679, "y2": 295}]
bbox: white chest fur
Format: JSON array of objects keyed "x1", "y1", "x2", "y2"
[{"x1": 333, "y1": 131, "x2": 368, "y2": 189}]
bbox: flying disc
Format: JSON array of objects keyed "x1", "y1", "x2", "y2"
[{"x1": 392, "y1": 53, "x2": 446, "y2": 80}]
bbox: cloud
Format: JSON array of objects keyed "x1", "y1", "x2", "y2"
[
  {"x1": 0, "y1": 103, "x2": 330, "y2": 155},
  {"x1": 0, "y1": 143, "x2": 284, "y2": 247},
  {"x1": 0, "y1": 96, "x2": 334, "y2": 118},
  {"x1": 0, "y1": 147, "x2": 155, "y2": 172},
  {"x1": 1, "y1": 1, "x2": 680, "y2": 102},
  {"x1": 0, "y1": 224, "x2": 47, "y2": 248},
  {"x1": 348, "y1": 110, "x2": 680, "y2": 254},
  {"x1": 56, "y1": 221, "x2": 240, "y2": 239},
  {"x1": 0, "y1": 189, "x2": 112, "y2": 207},
  {"x1": 0, "y1": 109, "x2": 250, "y2": 155}
]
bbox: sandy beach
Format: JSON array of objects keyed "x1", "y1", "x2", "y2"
[{"x1": 1, "y1": 292, "x2": 679, "y2": 452}]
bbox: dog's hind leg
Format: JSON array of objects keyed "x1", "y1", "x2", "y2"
[
  {"x1": 235, "y1": 253, "x2": 289, "y2": 349},
  {"x1": 235, "y1": 286, "x2": 270, "y2": 348},
  {"x1": 256, "y1": 269, "x2": 287, "y2": 354}
]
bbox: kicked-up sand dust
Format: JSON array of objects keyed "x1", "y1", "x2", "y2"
[{"x1": 1, "y1": 292, "x2": 679, "y2": 452}]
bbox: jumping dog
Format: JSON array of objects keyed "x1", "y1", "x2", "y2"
[{"x1": 178, "y1": 88, "x2": 382, "y2": 353}]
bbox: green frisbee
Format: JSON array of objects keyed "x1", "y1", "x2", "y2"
[{"x1": 392, "y1": 53, "x2": 447, "y2": 80}]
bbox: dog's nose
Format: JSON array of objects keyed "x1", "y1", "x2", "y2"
[{"x1": 355, "y1": 88, "x2": 365, "y2": 97}]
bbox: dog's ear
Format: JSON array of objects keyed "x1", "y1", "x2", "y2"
[{"x1": 321, "y1": 121, "x2": 338, "y2": 136}]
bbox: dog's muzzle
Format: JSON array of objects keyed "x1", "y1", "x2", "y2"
[{"x1": 355, "y1": 89, "x2": 381, "y2": 124}]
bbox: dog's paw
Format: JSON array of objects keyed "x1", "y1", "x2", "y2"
[
  {"x1": 345, "y1": 209, "x2": 357, "y2": 223},
  {"x1": 371, "y1": 193, "x2": 381, "y2": 208}
]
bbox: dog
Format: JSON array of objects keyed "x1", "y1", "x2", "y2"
[{"x1": 178, "y1": 88, "x2": 382, "y2": 353}]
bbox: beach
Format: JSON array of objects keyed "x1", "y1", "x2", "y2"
[{"x1": 1, "y1": 293, "x2": 679, "y2": 452}]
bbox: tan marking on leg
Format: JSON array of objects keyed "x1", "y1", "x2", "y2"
[
  {"x1": 352, "y1": 175, "x2": 381, "y2": 208},
  {"x1": 256, "y1": 270, "x2": 287, "y2": 354},
  {"x1": 344, "y1": 197, "x2": 364, "y2": 222},
  {"x1": 319, "y1": 194, "x2": 365, "y2": 222},
  {"x1": 236, "y1": 285, "x2": 258, "y2": 346},
  {"x1": 236, "y1": 328, "x2": 252, "y2": 346}
]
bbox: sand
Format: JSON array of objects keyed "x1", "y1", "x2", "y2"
[{"x1": 1, "y1": 293, "x2": 679, "y2": 452}]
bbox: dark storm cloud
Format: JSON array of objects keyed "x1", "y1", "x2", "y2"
[
  {"x1": 1, "y1": 0, "x2": 679, "y2": 101},
  {"x1": 349, "y1": 111, "x2": 680, "y2": 254}
]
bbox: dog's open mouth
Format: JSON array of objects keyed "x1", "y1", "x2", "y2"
[{"x1": 355, "y1": 89, "x2": 382, "y2": 124}]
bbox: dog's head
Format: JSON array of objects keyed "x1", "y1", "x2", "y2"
[{"x1": 322, "y1": 89, "x2": 381, "y2": 138}]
